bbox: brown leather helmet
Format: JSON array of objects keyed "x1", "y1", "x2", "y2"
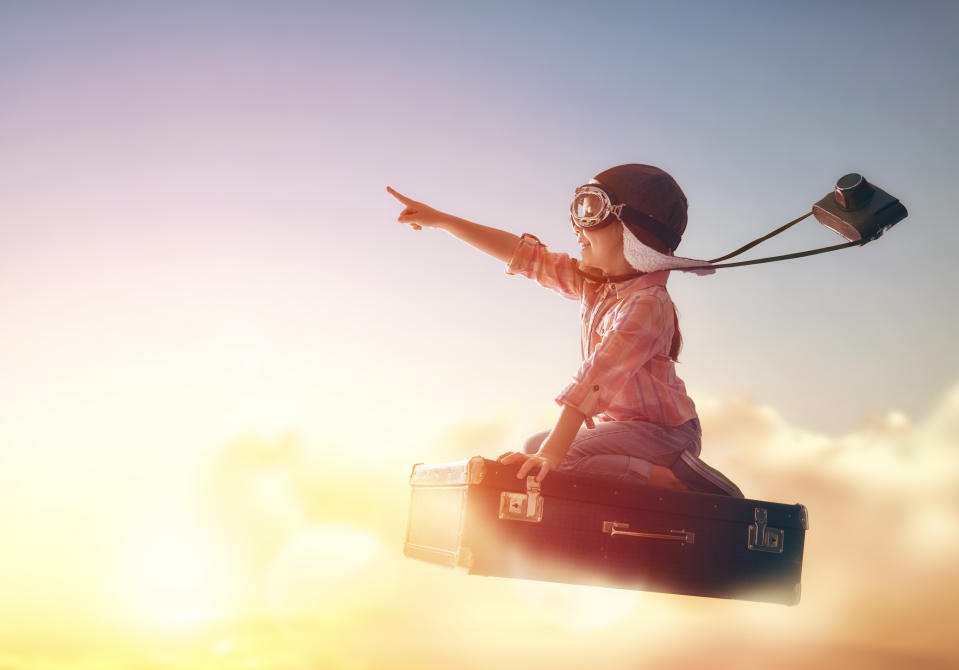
[{"x1": 592, "y1": 164, "x2": 688, "y2": 253}]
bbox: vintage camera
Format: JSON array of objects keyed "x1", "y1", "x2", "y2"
[{"x1": 812, "y1": 173, "x2": 908, "y2": 242}]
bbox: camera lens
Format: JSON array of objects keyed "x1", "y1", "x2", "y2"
[{"x1": 833, "y1": 173, "x2": 874, "y2": 211}]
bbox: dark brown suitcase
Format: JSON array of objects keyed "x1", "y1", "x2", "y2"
[{"x1": 404, "y1": 456, "x2": 808, "y2": 605}]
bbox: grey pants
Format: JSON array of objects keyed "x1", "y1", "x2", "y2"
[{"x1": 522, "y1": 418, "x2": 702, "y2": 485}]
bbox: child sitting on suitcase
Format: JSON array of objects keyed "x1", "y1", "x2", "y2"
[{"x1": 387, "y1": 164, "x2": 741, "y2": 496}]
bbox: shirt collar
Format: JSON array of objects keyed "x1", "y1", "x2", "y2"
[
  {"x1": 572, "y1": 261, "x2": 670, "y2": 297},
  {"x1": 608, "y1": 270, "x2": 669, "y2": 298}
]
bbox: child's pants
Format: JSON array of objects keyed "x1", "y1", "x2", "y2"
[{"x1": 522, "y1": 418, "x2": 702, "y2": 485}]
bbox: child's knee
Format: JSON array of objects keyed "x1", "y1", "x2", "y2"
[{"x1": 522, "y1": 431, "x2": 549, "y2": 455}]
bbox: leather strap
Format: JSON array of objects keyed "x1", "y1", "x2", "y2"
[
  {"x1": 709, "y1": 211, "x2": 813, "y2": 263},
  {"x1": 573, "y1": 209, "x2": 871, "y2": 279},
  {"x1": 618, "y1": 206, "x2": 682, "y2": 252},
  {"x1": 686, "y1": 239, "x2": 865, "y2": 271}
]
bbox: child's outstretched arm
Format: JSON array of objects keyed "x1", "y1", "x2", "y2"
[{"x1": 387, "y1": 186, "x2": 519, "y2": 263}]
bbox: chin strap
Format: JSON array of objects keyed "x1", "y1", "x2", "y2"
[{"x1": 572, "y1": 262, "x2": 646, "y2": 283}]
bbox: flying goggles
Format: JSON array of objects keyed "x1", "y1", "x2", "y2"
[
  {"x1": 569, "y1": 173, "x2": 908, "y2": 276},
  {"x1": 570, "y1": 184, "x2": 682, "y2": 251}
]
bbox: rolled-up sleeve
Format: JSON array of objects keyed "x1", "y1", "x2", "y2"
[
  {"x1": 556, "y1": 294, "x2": 669, "y2": 422},
  {"x1": 506, "y1": 234, "x2": 585, "y2": 301}
]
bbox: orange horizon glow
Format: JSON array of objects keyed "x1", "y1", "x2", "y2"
[{"x1": 1, "y1": 386, "x2": 957, "y2": 668}]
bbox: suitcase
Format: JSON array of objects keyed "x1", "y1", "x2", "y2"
[{"x1": 404, "y1": 456, "x2": 808, "y2": 605}]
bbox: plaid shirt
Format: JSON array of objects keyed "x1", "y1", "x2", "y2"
[{"x1": 506, "y1": 234, "x2": 698, "y2": 428}]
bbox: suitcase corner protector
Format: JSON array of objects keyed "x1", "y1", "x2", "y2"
[
  {"x1": 457, "y1": 546, "x2": 475, "y2": 571},
  {"x1": 408, "y1": 461, "x2": 425, "y2": 483},
  {"x1": 789, "y1": 582, "x2": 802, "y2": 606},
  {"x1": 467, "y1": 456, "x2": 487, "y2": 484}
]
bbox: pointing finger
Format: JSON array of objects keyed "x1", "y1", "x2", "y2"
[{"x1": 386, "y1": 186, "x2": 415, "y2": 205}]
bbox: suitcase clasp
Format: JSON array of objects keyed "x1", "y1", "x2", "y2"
[
  {"x1": 498, "y1": 477, "x2": 544, "y2": 523},
  {"x1": 748, "y1": 507, "x2": 784, "y2": 553}
]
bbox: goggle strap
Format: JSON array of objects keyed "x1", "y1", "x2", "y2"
[{"x1": 618, "y1": 207, "x2": 682, "y2": 251}]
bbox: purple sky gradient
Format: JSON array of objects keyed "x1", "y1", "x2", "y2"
[{"x1": 2, "y1": 1, "x2": 956, "y2": 436}]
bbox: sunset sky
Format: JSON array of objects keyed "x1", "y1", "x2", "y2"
[{"x1": 2, "y1": 2, "x2": 958, "y2": 668}]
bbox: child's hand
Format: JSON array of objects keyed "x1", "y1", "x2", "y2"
[
  {"x1": 497, "y1": 451, "x2": 560, "y2": 483},
  {"x1": 386, "y1": 186, "x2": 449, "y2": 231}
]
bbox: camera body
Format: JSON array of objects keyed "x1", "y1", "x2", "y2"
[{"x1": 812, "y1": 173, "x2": 907, "y2": 242}]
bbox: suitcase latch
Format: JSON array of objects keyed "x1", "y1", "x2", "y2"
[
  {"x1": 498, "y1": 476, "x2": 544, "y2": 523},
  {"x1": 748, "y1": 507, "x2": 784, "y2": 553}
]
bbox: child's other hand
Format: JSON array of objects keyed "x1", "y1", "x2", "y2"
[
  {"x1": 497, "y1": 451, "x2": 559, "y2": 483},
  {"x1": 386, "y1": 186, "x2": 449, "y2": 231}
]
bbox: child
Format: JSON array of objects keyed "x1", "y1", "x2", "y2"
[{"x1": 388, "y1": 164, "x2": 735, "y2": 494}]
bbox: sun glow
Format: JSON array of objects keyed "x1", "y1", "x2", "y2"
[
  {"x1": 117, "y1": 526, "x2": 233, "y2": 629},
  {"x1": 267, "y1": 524, "x2": 383, "y2": 622},
  {"x1": 512, "y1": 579, "x2": 640, "y2": 630}
]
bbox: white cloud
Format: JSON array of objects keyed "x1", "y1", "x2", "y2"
[{"x1": 190, "y1": 384, "x2": 959, "y2": 665}]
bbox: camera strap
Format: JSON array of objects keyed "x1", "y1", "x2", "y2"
[
  {"x1": 574, "y1": 209, "x2": 872, "y2": 283},
  {"x1": 678, "y1": 211, "x2": 867, "y2": 272}
]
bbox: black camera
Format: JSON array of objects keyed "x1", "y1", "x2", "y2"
[{"x1": 812, "y1": 173, "x2": 908, "y2": 242}]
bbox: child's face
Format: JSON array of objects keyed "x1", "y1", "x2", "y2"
[{"x1": 574, "y1": 221, "x2": 624, "y2": 274}]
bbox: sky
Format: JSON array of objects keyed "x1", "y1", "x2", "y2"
[{"x1": 1, "y1": 1, "x2": 958, "y2": 668}]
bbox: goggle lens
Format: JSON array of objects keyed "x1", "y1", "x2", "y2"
[
  {"x1": 573, "y1": 193, "x2": 602, "y2": 220},
  {"x1": 570, "y1": 187, "x2": 613, "y2": 228}
]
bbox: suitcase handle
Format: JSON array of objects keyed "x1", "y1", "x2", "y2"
[{"x1": 602, "y1": 521, "x2": 695, "y2": 546}]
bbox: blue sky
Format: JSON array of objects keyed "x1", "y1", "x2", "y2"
[{"x1": 2, "y1": 1, "x2": 957, "y2": 443}]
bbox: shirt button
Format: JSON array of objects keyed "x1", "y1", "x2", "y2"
[{"x1": 593, "y1": 385, "x2": 600, "y2": 391}]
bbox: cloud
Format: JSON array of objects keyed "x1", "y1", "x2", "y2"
[
  {"x1": 428, "y1": 413, "x2": 518, "y2": 460},
  {"x1": 189, "y1": 385, "x2": 959, "y2": 667},
  {"x1": 681, "y1": 383, "x2": 959, "y2": 665},
  {"x1": 197, "y1": 431, "x2": 417, "y2": 616},
  {"x1": 388, "y1": 383, "x2": 959, "y2": 666}
]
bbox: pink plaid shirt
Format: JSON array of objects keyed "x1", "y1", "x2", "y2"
[{"x1": 506, "y1": 234, "x2": 698, "y2": 428}]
